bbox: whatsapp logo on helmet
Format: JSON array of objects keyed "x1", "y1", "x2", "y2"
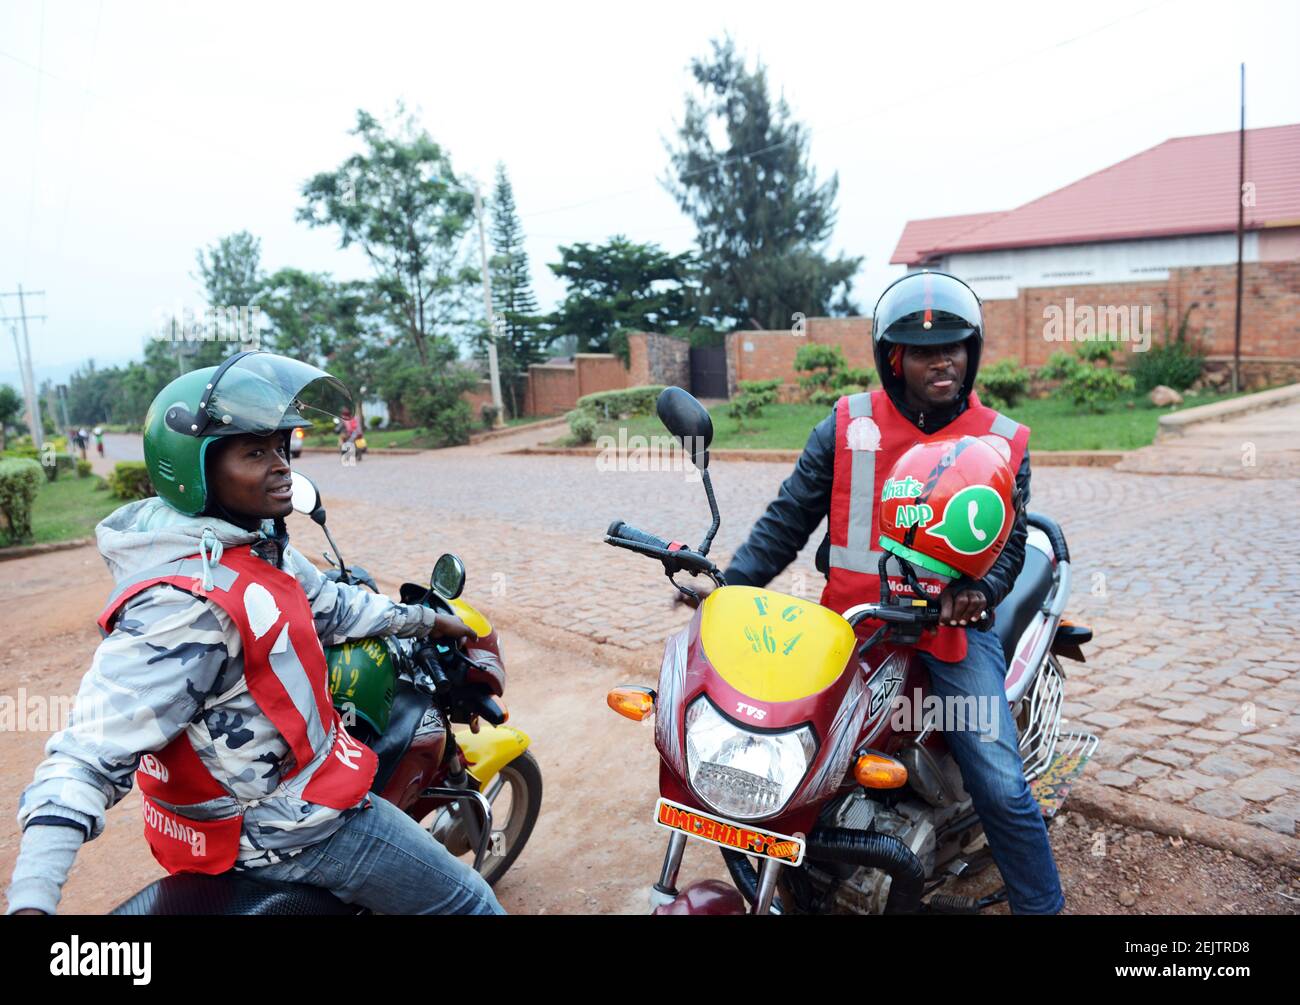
[{"x1": 926, "y1": 485, "x2": 1006, "y2": 555}]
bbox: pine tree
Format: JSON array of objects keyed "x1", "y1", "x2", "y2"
[
  {"x1": 665, "y1": 37, "x2": 861, "y2": 331},
  {"x1": 486, "y1": 164, "x2": 543, "y2": 417}
]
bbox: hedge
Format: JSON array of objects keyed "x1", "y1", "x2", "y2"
[
  {"x1": 0, "y1": 457, "x2": 44, "y2": 544},
  {"x1": 108, "y1": 461, "x2": 155, "y2": 501},
  {"x1": 575, "y1": 385, "x2": 667, "y2": 421}
]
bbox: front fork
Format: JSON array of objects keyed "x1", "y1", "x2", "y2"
[{"x1": 649, "y1": 834, "x2": 783, "y2": 915}]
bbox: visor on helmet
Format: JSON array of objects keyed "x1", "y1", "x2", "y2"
[
  {"x1": 168, "y1": 351, "x2": 353, "y2": 438},
  {"x1": 874, "y1": 271, "x2": 982, "y2": 346}
]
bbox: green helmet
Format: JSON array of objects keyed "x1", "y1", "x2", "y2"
[
  {"x1": 325, "y1": 637, "x2": 399, "y2": 734},
  {"x1": 143, "y1": 350, "x2": 351, "y2": 515}
]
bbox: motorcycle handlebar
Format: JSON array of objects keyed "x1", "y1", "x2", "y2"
[
  {"x1": 606, "y1": 520, "x2": 671, "y2": 552},
  {"x1": 604, "y1": 520, "x2": 722, "y2": 581}
]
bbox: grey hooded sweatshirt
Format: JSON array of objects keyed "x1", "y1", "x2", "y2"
[{"x1": 6, "y1": 497, "x2": 439, "y2": 914}]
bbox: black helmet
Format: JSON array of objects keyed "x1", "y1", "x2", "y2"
[{"x1": 872, "y1": 271, "x2": 984, "y2": 408}]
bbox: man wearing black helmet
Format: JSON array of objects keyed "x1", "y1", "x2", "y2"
[{"x1": 684, "y1": 271, "x2": 1063, "y2": 915}]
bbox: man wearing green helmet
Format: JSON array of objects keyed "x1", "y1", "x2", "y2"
[{"x1": 5, "y1": 351, "x2": 505, "y2": 915}]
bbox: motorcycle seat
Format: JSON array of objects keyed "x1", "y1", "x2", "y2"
[
  {"x1": 992, "y1": 545, "x2": 1054, "y2": 671},
  {"x1": 110, "y1": 872, "x2": 354, "y2": 915}
]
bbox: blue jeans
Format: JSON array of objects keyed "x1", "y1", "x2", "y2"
[
  {"x1": 247, "y1": 795, "x2": 505, "y2": 915},
  {"x1": 921, "y1": 627, "x2": 1064, "y2": 915}
]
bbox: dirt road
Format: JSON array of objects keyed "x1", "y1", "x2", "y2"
[{"x1": 1, "y1": 544, "x2": 1294, "y2": 914}]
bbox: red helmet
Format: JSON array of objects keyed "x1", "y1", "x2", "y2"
[{"x1": 878, "y1": 435, "x2": 1016, "y2": 581}]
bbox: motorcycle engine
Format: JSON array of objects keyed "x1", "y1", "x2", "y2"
[{"x1": 793, "y1": 789, "x2": 976, "y2": 915}]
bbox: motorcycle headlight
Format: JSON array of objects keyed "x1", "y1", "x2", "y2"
[{"x1": 684, "y1": 696, "x2": 816, "y2": 821}]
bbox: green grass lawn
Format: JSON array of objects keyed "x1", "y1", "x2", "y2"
[
  {"x1": 347, "y1": 416, "x2": 552, "y2": 450},
  {"x1": 25, "y1": 474, "x2": 123, "y2": 545},
  {"x1": 549, "y1": 390, "x2": 1248, "y2": 453}
]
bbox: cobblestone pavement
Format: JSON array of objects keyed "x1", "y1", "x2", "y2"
[
  {"x1": 1117, "y1": 401, "x2": 1300, "y2": 479},
  {"x1": 290, "y1": 427, "x2": 1300, "y2": 844}
]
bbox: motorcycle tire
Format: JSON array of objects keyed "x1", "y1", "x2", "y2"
[{"x1": 475, "y1": 751, "x2": 543, "y2": 887}]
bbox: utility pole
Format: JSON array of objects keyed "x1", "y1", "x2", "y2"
[
  {"x1": 1, "y1": 285, "x2": 47, "y2": 452},
  {"x1": 1232, "y1": 62, "x2": 1246, "y2": 394},
  {"x1": 473, "y1": 182, "x2": 507, "y2": 429}
]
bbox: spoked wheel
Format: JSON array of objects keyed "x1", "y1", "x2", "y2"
[{"x1": 424, "y1": 752, "x2": 542, "y2": 887}]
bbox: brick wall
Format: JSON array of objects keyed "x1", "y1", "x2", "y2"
[
  {"x1": 461, "y1": 380, "x2": 496, "y2": 419},
  {"x1": 713, "y1": 261, "x2": 1299, "y2": 394},
  {"x1": 522, "y1": 354, "x2": 631, "y2": 415}
]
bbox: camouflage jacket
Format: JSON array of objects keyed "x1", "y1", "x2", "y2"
[{"x1": 9, "y1": 497, "x2": 437, "y2": 910}]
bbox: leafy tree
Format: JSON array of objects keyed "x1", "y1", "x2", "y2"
[
  {"x1": 0, "y1": 384, "x2": 23, "y2": 449},
  {"x1": 297, "y1": 107, "x2": 479, "y2": 366},
  {"x1": 545, "y1": 236, "x2": 700, "y2": 359},
  {"x1": 187, "y1": 231, "x2": 265, "y2": 369},
  {"x1": 665, "y1": 36, "x2": 861, "y2": 331},
  {"x1": 484, "y1": 164, "x2": 544, "y2": 417}
]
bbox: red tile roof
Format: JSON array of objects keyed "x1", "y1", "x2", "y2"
[
  {"x1": 889, "y1": 211, "x2": 1007, "y2": 265},
  {"x1": 892, "y1": 123, "x2": 1300, "y2": 265}
]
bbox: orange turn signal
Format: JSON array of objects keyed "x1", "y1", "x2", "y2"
[
  {"x1": 854, "y1": 752, "x2": 908, "y2": 789},
  {"x1": 607, "y1": 686, "x2": 656, "y2": 721}
]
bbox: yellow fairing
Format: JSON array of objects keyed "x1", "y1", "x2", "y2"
[
  {"x1": 454, "y1": 723, "x2": 531, "y2": 785},
  {"x1": 449, "y1": 598, "x2": 492, "y2": 638},
  {"x1": 699, "y1": 586, "x2": 855, "y2": 703}
]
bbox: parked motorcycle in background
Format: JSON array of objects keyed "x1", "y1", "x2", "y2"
[
  {"x1": 113, "y1": 471, "x2": 540, "y2": 914},
  {"x1": 604, "y1": 388, "x2": 1096, "y2": 915}
]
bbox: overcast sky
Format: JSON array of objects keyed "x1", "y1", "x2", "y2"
[{"x1": 2, "y1": 0, "x2": 1298, "y2": 388}]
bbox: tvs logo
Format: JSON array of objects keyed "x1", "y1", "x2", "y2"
[{"x1": 736, "y1": 701, "x2": 767, "y2": 721}]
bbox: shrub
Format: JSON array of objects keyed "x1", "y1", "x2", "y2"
[
  {"x1": 108, "y1": 461, "x2": 154, "y2": 501},
  {"x1": 1061, "y1": 366, "x2": 1136, "y2": 413},
  {"x1": 839, "y1": 367, "x2": 876, "y2": 388},
  {"x1": 480, "y1": 404, "x2": 500, "y2": 430},
  {"x1": 1074, "y1": 340, "x2": 1118, "y2": 365},
  {"x1": 1130, "y1": 311, "x2": 1206, "y2": 393},
  {"x1": 727, "y1": 379, "x2": 781, "y2": 429},
  {"x1": 566, "y1": 408, "x2": 597, "y2": 444},
  {"x1": 977, "y1": 358, "x2": 1031, "y2": 408},
  {"x1": 0, "y1": 457, "x2": 43, "y2": 544},
  {"x1": 794, "y1": 344, "x2": 846, "y2": 392},
  {"x1": 576, "y1": 385, "x2": 666, "y2": 420},
  {"x1": 368, "y1": 415, "x2": 383, "y2": 429},
  {"x1": 76, "y1": 459, "x2": 93, "y2": 478},
  {"x1": 378, "y1": 361, "x2": 478, "y2": 448},
  {"x1": 1037, "y1": 351, "x2": 1082, "y2": 382}
]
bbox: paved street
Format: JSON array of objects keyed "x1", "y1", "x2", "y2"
[
  {"x1": 84, "y1": 421, "x2": 1300, "y2": 844},
  {"x1": 281, "y1": 424, "x2": 1300, "y2": 845}
]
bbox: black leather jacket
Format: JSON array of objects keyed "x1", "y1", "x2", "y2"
[{"x1": 724, "y1": 396, "x2": 1031, "y2": 611}]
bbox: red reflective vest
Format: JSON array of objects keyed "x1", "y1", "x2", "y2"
[
  {"x1": 819, "y1": 389, "x2": 1029, "y2": 662},
  {"x1": 98, "y1": 544, "x2": 377, "y2": 875}
]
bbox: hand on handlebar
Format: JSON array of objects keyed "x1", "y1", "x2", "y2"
[
  {"x1": 427, "y1": 613, "x2": 478, "y2": 644},
  {"x1": 939, "y1": 587, "x2": 988, "y2": 628}
]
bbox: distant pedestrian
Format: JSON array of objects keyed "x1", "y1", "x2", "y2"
[{"x1": 93, "y1": 426, "x2": 104, "y2": 458}]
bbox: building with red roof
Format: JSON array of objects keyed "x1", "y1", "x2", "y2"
[{"x1": 888, "y1": 124, "x2": 1300, "y2": 385}]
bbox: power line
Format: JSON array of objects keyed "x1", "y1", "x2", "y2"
[{"x1": 1, "y1": 287, "x2": 48, "y2": 452}]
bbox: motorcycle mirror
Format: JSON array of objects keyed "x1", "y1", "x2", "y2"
[
  {"x1": 290, "y1": 471, "x2": 322, "y2": 519},
  {"x1": 431, "y1": 553, "x2": 466, "y2": 600},
  {"x1": 656, "y1": 387, "x2": 713, "y2": 470}
]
